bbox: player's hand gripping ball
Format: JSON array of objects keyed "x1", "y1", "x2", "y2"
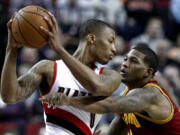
[{"x1": 11, "y1": 5, "x2": 50, "y2": 48}]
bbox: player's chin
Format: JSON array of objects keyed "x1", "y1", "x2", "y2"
[
  {"x1": 99, "y1": 59, "x2": 109, "y2": 65},
  {"x1": 121, "y1": 77, "x2": 129, "y2": 83},
  {"x1": 120, "y1": 75, "x2": 129, "y2": 83}
]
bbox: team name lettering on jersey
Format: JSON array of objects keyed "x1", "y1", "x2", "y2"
[
  {"x1": 58, "y1": 86, "x2": 90, "y2": 97},
  {"x1": 122, "y1": 113, "x2": 141, "y2": 128}
]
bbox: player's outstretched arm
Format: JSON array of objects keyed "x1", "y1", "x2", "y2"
[
  {"x1": 67, "y1": 88, "x2": 157, "y2": 114},
  {"x1": 40, "y1": 87, "x2": 161, "y2": 114},
  {"x1": 40, "y1": 13, "x2": 121, "y2": 96},
  {"x1": 67, "y1": 87, "x2": 171, "y2": 120}
]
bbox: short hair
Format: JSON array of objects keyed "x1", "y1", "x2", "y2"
[
  {"x1": 132, "y1": 43, "x2": 159, "y2": 75},
  {"x1": 79, "y1": 19, "x2": 114, "y2": 40}
]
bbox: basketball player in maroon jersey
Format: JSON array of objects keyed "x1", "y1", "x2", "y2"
[
  {"x1": 1, "y1": 13, "x2": 121, "y2": 135},
  {"x1": 41, "y1": 44, "x2": 180, "y2": 135}
]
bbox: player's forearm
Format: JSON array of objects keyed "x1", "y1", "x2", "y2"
[
  {"x1": 55, "y1": 48, "x2": 106, "y2": 95},
  {"x1": 69, "y1": 96, "x2": 114, "y2": 114},
  {"x1": 1, "y1": 48, "x2": 19, "y2": 103}
]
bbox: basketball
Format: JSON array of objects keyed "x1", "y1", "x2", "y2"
[{"x1": 11, "y1": 5, "x2": 50, "y2": 48}]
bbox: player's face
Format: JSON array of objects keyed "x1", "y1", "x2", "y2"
[
  {"x1": 93, "y1": 27, "x2": 116, "y2": 64},
  {"x1": 120, "y1": 49, "x2": 148, "y2": 83}
]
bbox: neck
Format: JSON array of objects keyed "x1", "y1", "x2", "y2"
[
  {"x1": 73, "y1": 42, "x2": 95, "y2": 68},
  {"x1": 125, "y1": 77, "x2": 152, "y2": 90}
]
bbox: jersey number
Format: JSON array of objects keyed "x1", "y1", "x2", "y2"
[{"x1": 90, "y1": 113, "x2": 95, "y2": 128}]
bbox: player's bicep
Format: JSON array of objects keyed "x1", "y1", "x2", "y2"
[
  {"x1": 114, "y1": 88, "x2": 158, "y2": 113},
  {"x1": 16, "y1": 71, "x2": 41, "y2": 101},
  {"x1": 16, "y1": 60, "x2": 50, "y2": 102},
  {"x1": 99, "y1": 68, "x2": 121, "y2": 95}
]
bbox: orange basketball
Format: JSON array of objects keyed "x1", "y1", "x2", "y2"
[{"x1": 11, "y1": 5, "x2": 50, "y2": 48}]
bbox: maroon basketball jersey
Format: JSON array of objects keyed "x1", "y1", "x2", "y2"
[{"x1": 121, "y1": 80, "x2": 180, "y2": 135}]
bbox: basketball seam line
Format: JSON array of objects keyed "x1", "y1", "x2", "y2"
[
  {"x1": 16, "y1": 17, "x2": 32, "y2": 47},
  {"x1": 18, "y1": 11, "x2": 47, "y2": 42},
  {"x1": 22, "y1": 10, "x2": 47, "y2": 18}
]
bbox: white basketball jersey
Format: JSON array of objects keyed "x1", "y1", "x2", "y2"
[{"x1": 42, "y1": 60, "x2": 104, "y2": 135}]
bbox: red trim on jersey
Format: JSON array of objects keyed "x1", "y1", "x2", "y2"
[
  {"x1": 43, "y1": 103, "x2": 92, "y2": 135},
  {"x1": 44, "y1": 61, "x2": 57, "y2": 95},
  {"x1": 99, "y1": 67, "x2": 104, "y2": 74}
]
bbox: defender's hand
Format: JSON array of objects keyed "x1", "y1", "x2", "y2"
[{"x1": 39, "y1": 92, "x2": 69, "y2": 109}]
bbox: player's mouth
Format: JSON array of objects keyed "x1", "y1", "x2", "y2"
[{"x1": 120, "y1": 68, "x2": 127, "y2": 76}]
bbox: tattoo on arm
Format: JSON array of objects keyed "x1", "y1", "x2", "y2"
[
  {"x1": 69, "y1": 88, "x2": 158, "y2": 114},
  {"x1": 17, "y1": 72, "x2": 41, "y2": 101},
  {"x1": 97, "y1": 68, "x2": 121, "y2": 96},
  {"x1": 16, "y1": 60, "x2": 52, "y2": 102},
  {"x1": 112, "y1": 88, "x2": 158, "y2": 113}
]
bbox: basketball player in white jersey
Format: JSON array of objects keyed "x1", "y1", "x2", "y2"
[{"x1": 1, "y1": 12, "x2": 121, "y2": 135}]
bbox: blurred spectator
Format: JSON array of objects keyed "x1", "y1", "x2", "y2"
[
  {"x1": 130, "y1": 17, "x2": 164, "y2": 50},
  {"x1": 168, "y1": 33, "x2": 180, "y2": 63},
  {"x1": 154, "y1": 38, "x2": 172, "y2": 72},
  {"x1": 116, "y1": 0, "x2": 157, "y2": 41},
  {"x1": 154, "y1": 72, "x2": 180, "y2": 108},
  {"x1": 92, "y1": 0, "x2": 127, "y2": 26},
  {"x1": 164, "y1": 65, "x2": 180, "y2": 104},
  {"x1": 0, "y1": 102, "x2": 27, "y2": 135},
  {"x1": 19, "y1": 48, "x2": 39, "y2": 65},
  {"x1": 56, "y1": 0, "x2": 84, "y2": 34},
  {"x1": 114, "y1": 35, "x2": 129, "y2": 56},
  {"x1": 125, "y1": 0, "x2": 156, "y2": 26},
  {"x1": 169, "y1": 0, "x2": 180, "y2": 41},
  {"x1": 9, "y1": 0, "x2": 54, "y2": 15}
]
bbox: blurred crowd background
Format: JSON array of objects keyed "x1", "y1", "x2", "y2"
[{"x1": 0, "y1": 0, "x2": 180, "y2": 135}]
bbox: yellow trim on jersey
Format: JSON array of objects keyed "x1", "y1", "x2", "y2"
[
  {"x1": 135, "y1": 83, "x2": 174, "y2": 124},
  {"x1": 121, "y1": 87, "x2": 128, "y2": 96}
]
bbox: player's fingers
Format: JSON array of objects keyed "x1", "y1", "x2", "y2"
[
  {"x1": 47, "y1": 103, "x2": 52, "y2": 108},
  {"x1": 48, "y1": 12, "x2": 57, "y2": 27},
  {"x1": 50, "y1": 93, "x2": 57, "y2": 106},
  {"x1": 39, "y1": 96, "x2": 47, "y2": 103},
  {"x1": 52, "y1": 103, "x2": 58, "y2": 109},
  {"x1": 40, "y1": 26, "x2": 53, "y2": 38},
  {"x1": 7, "y1": 12, "x2": 18, "y2": 29},
  {"x1": 11, "y1": 11, "x2": 17, "y2": 20},
  {"x1": 43, "y1": 16, "x2": 55, "y2": 32},
  {"x1": 7, "y1": 19, "x2": 13, "y2": 29}
]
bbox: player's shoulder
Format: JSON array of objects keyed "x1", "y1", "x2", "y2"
[
  {"x1": 102, "y1": 67, "x2": 121, "y2": 77},
  {"x1": 102, "y1": 67, "x2": 119, "y2": 74},
  {"x1": 30, "y1": 59, "x2": 55, "y2": 74},
  {"x1": 144, "y1": 84, "x2": 162, "y2": 95}
]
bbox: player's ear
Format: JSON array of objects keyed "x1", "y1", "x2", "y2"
[
  {"x1": 87, "y1": 34, "x2": 96, "y2": 45},
  {"x1": 144, "y1": 68, "x2": 153, "y2": 78}
]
